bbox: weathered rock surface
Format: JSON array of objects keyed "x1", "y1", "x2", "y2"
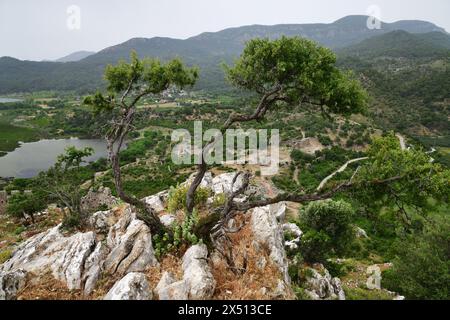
[
  {"x1": 0, "y1": 204, "x2": 158, "y2": 299},
  {"x1": 0, "y1": 270, "x2": 27, "y2": 300},
  {"x1": 283, "y1": 223, "x2": 303, "y2": 250},
  {"x1": 104, "y1": 207, "x2": 158, "y2": 275},
  {"x1": 182, "y1": 244, "x2": 216, "y2": 299},
  {"x1": 251, "y1": 204, "x2": 290, "y2": 285},
  {"x1": 304, "y1": 265, "x2": 346, "y2": 300},
  {"x1": 104, "y1": 272, "x2": 152, "y2": 300},
  {"x1": 159, "y1": 214, "x2": 176, "y2": 228},
  {"x1": 1, "y1": 225, "x2": 97, "y2": 292},
  {"x1": 142, "y1": 191, "x2": 168, "y2": 213},
  {"x1": 155, "y1": 272, "x2": 189, "y2": 300}
]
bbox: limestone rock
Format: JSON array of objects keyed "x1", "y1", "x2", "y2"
[
  {"x1": 0, "y1": 270, "x2": 27, "y2": 300},
  {"x1": 160, "y1": 214, "x2": 176, "y2": 228},
  {"x1": 211, "y1": 172, "x2": 244, "y2": 195},
  {"x1": 304, "y1": 265, "x2": 345, "y2": 300},
  {"x1": 155, "y1": 272, "x2": 189, "y2": 300},
  {"x1": 182, "y1": 244, "x2": 215, "y2": 299},
  {"x1": 251, "y1": 205, "x2": 290, "y2": 284},
  {"x1": 82, "y1": 242, "x2": 108, "y2": 295},
  {"x1": 283, "y1": 223, "x2": 303, "y2": 250},
  {"x1": 104, "y1": 272, "x2": 152, "y2": 300},
  {"x1": 104, "y1": 210, "x2": 158, "y2": 275},
  {"x1": 1, "y1": 225, "x2": 97, "y2": 291},
  {"x1": 142, "y1": 191, "x2": 167, "y2": 213}
]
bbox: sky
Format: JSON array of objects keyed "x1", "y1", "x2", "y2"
[{"x1": 1, "y1": 0, "x2": 449, "y2": 61}]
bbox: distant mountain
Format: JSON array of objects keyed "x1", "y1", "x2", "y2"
[
  {"x1": 55, "y1": 51, "x2": 95, "y2": 62},
  {"x1": 0, "y1": 15, "x2": 447, "y2": 94},
  {"x1": 338, "y1": 30, "x2": 450, "y2": 59}
]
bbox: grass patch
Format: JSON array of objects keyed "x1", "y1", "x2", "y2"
[{"x1": 0, "y1": 122, "x2": 40, "y2": 153}]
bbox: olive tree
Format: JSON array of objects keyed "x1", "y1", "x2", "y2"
[{"x1": 84, "y1": 52, "x2": 198, "y2": 233}]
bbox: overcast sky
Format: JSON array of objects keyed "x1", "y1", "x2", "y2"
[{"x1": 1, "y1": 0, "x2": 449, "y2": 61}]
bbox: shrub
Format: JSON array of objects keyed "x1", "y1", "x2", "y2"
[
  {"x1": 0, "y1": 249, "x2": 12, "y2": 264},
  {"x1": 382, "y1": 218, "x2": 450, "y2": 300},
  {"x1": 300, "y1": 199, "x2": 355, "y2": 262},
  {"x1": 153, "y1": 209, "x2": 202, "y2": 258},
  {"x1": 167, "y1": 184, "x2": 210, "y2": 213}
]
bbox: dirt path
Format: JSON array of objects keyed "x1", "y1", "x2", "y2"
[
  {"x1": 396, "y1": 134, "x2": 407, "y2": 151},
  {"x1": 317, "y1": 157, "x2": 368, "y2": 191}
]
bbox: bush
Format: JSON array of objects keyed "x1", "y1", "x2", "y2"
[
  {"x1": 0, "y1": 249, "x2": 12, "y2": 264},
  {"x1": 167, "y1": 184, "x2": 210, "y2": 213},
  {"x1": 300, "y1": 199, "x2": 355, "y2": 262},
  {"x1": 382, "y1": 218, "x2": 450, "y2": 300},
  {"x1": 153, "y1": 209, "x2": 202, "y2": 258}
]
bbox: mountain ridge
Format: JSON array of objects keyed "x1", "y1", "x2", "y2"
[{"x1": 0, "y1": 15, "x2": 447, "y2": 94}]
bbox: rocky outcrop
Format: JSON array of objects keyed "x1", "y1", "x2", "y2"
[
  {"x1": 251, "y1": 204, "x2": 290, "y2": 285},
  {"x1": 0, "y1": 205, "x2": 158, "y2": 299},
  {"x1": 0, "y1": 225, "x2": 97, "y2": 292},
  {"x1": 182, "y1": 244, "x2": 216, "y2": 300},
  {"x1": 0, "y1": 270, "x2": 27, "y2": 300},
  {"x1": 104, "y1": 272, "x2": 152, "y2": 300},
  {"x1": 104, "y1": 207, "x2": 158, "y2": 275},
  {"x1": 304, "y1": 265, "x2": 346, "y2": 300}
]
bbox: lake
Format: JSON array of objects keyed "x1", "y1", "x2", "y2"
[
  {"x1": 0, "y1": 97, "x2": 23, "y2": 103},
  {"x1": 0, "y1": 138, "x2": 108, "y2": 178}
]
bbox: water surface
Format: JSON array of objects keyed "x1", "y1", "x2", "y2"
[{"x1": 0, "y1": 138, "x2": 108, "y2": 178}]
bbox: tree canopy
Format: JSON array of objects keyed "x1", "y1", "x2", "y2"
[{"x1": 225, "y1": 36, "x2": 368, "y2": 115}]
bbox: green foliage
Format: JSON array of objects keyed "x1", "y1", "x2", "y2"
[
  {"x1": 0, "y1": 122, "x2": 41, "y2": 153},
  {"x1": 300, "y1": 199, "x2": 355, "y2": 262},
  {"x1": 226, "y1": 36, "x2": 367, "y2": 116},
  {"x1": 167, "y1": 184, "x2": 210, "y2": 213},
  {"x1": 0, "y1": 249, "x2": 12, "y2": 264},
  {"x1": 153, "y1": 209, "x2": 202, "y2": 258},
  {"x1": 6, "y1": 192, "x2": 46, "y2": 221},
  {"x1": 84, "y1": 51, "x2": 198, "y2": 115},
  {"x1": 382, "y1": 217, "x2": 450, "y2": 300},
  {"x1": 344, "y1": 287, "x2": 394, "y2": 300},
  {"x1": 355, "y1": 133, "x2": 450, "y2": 212},
  {"x1": 38, "y1": 147, "x2": 95, "y2": 230}
]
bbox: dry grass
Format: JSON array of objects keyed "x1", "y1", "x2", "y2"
[
  {"x1": 211, "y1": 215, "x2": 284, "y2": 300},
  {"x1": 17, "y1": 273, "x2": 86, "y2": 300},
  {"x1": 146, "y1": 253, "x2": 184, "y2": 290}
]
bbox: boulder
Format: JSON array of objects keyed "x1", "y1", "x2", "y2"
[
  {"x1": 211, "y1": 172, "x2": 244, "y2": 195},
  {"x1": 155, "y1": 272, "x2": 189, "y2": 300},
  {"x1": 103, "y1": 272, "x2": 152, "y2": 300},
  {"x1": 182, "y1": 244, "x2": 215, "y2": 299},
  {"x1": 159, "y1": 214, "x2": 176, "y2": 228},
  {"x1": 251, "y1": 205, "x2": 290, "y2": 284},
  {"x1": 0, "y1": 270, "x2": 27, "y2": 300},
  {"x1": 142, "y1": 191, "x2": 167, "y2": 213}
]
